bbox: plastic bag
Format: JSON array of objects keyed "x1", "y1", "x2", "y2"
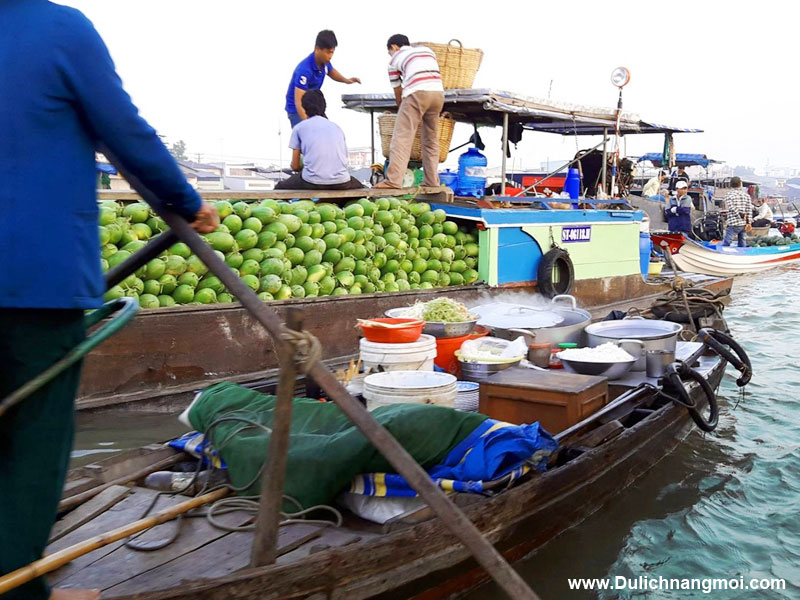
[{"x1": 459, "y1": 336, "x2": 527, "y2": 362}]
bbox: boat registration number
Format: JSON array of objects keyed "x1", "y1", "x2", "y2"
[{"x1": 561, "y1": 226, "x2": 591, "y2": 243}]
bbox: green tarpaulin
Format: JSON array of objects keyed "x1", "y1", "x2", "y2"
[{"x1": 188, "y1": 382, "x2": 488, "y2": 509}]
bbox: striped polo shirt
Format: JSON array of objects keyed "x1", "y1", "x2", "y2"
[{"x1": 387, "y1": 45, "x2": 444, "y2": 98}]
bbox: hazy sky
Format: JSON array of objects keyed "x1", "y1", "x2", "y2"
[{"x1": 61, "y1": 0, "x2": 796, "y2": 172}]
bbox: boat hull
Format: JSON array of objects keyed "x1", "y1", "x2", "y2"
[
  {"x1": 77, "y1": 274, "x2": 732, "y2": 412},
  {"x1": 651, "y1": 232, "x2": 800, "y2": 276},
  {"x1": 99, "y1": 360, "x2": 725, "y2": 600}
]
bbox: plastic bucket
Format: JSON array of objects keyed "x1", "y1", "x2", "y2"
[
  {"x1": 363, "y1": 371, "x2": 457, "y2": 410},
  {"x1": 434, "y1": 326, "x2": 490, "y2": 376},
  {"x1": 360, "y1": 334, "x2": 437, "y2": 373}
]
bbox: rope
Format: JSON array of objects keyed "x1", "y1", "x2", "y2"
[
  {"x1": 280, "y1": 329, "x2": 323, "y2": 374},
  {"x1": 205, "y1": 496, "x2": 343, "y2": 532}
]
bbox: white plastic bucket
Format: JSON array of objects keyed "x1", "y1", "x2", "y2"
[
  {"x1": 359, "y1": 334, "x2": 437, "y2": 373},
  {"x1": 363, "y1": 371, "x2": 457, "y2": 411}
]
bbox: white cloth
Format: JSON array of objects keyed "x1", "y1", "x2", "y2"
[{"x1": 757, "y1": 202, "x2": 773, "y2": 221}]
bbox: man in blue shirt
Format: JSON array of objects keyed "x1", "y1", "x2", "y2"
[
  {"x1": 276, "y1": 91, "x2": 363, "y2": 190},
  {"x1": 284, "y1": 30, "x2": 360, "y2": 128},
  {"x1": 0, "y1": 2, "x2": 218, "y2": 598}
]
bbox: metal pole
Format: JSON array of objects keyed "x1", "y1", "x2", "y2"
[
  {"x1": 370, "y1": 110, "x2": 375, "y2": 165},
  {"x1": 501, "y1": 113, "x2": 509, "y2": 196},
  {"x1": 102, "y1": 149, "x2": 540, "y2": 600},
  {"x1": 250, "y1": 308, "x2": 303, "y2": 567},
  {"x1": 601, "y1": 128, "x2": 608, "y2": 193}
]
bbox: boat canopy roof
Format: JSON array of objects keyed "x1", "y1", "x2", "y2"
[
  {"x1": 341, "y1": 88, "x2": 703, "y2": 136},
  {"x1": 638, "y1": 153, "x2": 719, "y2": 168}
]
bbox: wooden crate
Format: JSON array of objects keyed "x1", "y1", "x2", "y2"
[{"x1": 479, "y1": 367, "x2": 608, "y2": 434}]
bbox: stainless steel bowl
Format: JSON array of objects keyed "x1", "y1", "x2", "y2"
[
  {"x1": 558, "y1": 355, "x2": 637, "y2": 380},
  {"x1": 385, "y1": 307, "x2": 477, "y2": 338},
  {"x1": 458, "y1": 358, "x2": 522, "y2": 383}
]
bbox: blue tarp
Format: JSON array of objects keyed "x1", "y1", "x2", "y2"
[
  {"x1": 637, "y1": 153, "x2": 718, "y2": 168},
  {"x1": 349, "y1": 419, "x2": 558, "y2": 497},
  {"x1": 96, "y1": 162, "x2": 117, "y2": 174}
]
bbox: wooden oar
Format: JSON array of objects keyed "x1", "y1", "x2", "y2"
[{"x1": 0, "y1": 487, "x2": 229, "y2": 595}]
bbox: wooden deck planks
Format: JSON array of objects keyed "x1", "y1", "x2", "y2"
[
  {"x1": 55, "y1": 506, "x2": 254, "y2": 592},
  {"x1": 104, "y1": 522, "x2": 324, "y2": 597},
  {"x1": 49, "y1": 485, "x2": 131, "y2": 544},
  {"x1": 47, "y1": 488, "x2": 185, "y2": 586}
]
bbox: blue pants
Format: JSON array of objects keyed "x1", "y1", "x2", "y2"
[
  {"x1": 723, "y1": 225, "x2": 747, "y2": 247},
  {"x1": 287, "y1": 111, "x2": 302, "y2": 128}
]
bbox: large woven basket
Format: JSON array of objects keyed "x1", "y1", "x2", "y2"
[
  {"x1": 414, "y1": 39, "x2": 483, "y2": 89},
  {"x1": 378, "y1": 112, "x2": 455, "y2": 164}
]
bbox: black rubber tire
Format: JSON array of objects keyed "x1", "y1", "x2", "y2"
[{"x1": 537, "y1": 248, "x2": 575, "y2": 298}]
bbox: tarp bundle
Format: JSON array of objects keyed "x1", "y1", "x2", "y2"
[
  {"x1": 187, "y1": 382, "x2": 487, "y2": 509},
  {"x1": 349, "y1": 419, "x2": 556, "y2": 497}
]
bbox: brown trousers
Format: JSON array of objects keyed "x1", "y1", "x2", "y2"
[{"x1": 384, "y1": 90, "x2": 445, "y2": 187}]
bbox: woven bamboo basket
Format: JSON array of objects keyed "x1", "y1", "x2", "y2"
[
  {"x1": 378, "y1": 112, "x2": 455, "y2": 164},
  {"x1": 414, "y1": 39, "x2": 483, "y2": 89}
]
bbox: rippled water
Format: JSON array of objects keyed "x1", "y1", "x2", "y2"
[
  {"x1": 72, "y1": 269, "x2": 800, "y2": 599},
  {"x1": 470, "y1": 267, "x2": 800, "y2": 599}
]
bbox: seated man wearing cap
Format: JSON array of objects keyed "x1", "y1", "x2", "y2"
[
  {"x1": 666, "y1": 180, "x2": 693, "y2": 234},
  {"x1": 752, "y1": 197, "x2": 773, "y2": 227}
]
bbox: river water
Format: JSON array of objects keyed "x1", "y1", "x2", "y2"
[
  {"x1": 467, "y1": 267, "x2": 800, "y2": 599},
  {"x1": 72, "y1": 267, "x2": 800, "y2": 599}
]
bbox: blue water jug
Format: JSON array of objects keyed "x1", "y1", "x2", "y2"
[
  {"x1": 439, "y1": 169, "x2": 458, "y2": 189},
  {"x1": 456, "y1": 148, "x2": 487, "y2": 198},
  {"x1": 564, "y1": 167, "x2": 581, "y2": 200},
  {"x1": 639, "y1": 232, "x2": 652, "y2": 278}
]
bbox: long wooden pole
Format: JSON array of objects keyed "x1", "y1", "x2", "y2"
[
  {"x1": 250, "y1": 308, "x2": 302, "y2": 567},
  {"x1": 0, "y1": 488, "x2": 228, "y2": 596},
  {"x1": 103, "y1": 148, "x2": 540, "y2": 600}
]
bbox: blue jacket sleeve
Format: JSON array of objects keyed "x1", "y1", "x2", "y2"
[{"x1": 55, "y1": 10, "x2": 201, "y2": 220}]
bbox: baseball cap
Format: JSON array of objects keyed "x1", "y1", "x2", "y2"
[{"x1": 676, "y1": 181, "x2": 689, "y2": 190}]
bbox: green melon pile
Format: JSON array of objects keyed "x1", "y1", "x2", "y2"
[
  {"x1": 98, "y1": 197, "x2": 481, "y2": 308},
  {"x1": 752, "y1": 233, "x2": 799, "y2": 247}
]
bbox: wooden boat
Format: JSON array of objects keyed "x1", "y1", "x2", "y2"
[
  {"x1": 77, "y1": 272, "x2": 731, "y2": 413},
  {"x1": 651, "y1": 232, "x2": 800, "y2": 276},
  {"x1": 48, "y1": 339, "x2": 743, "y2": 600},
  {"x1": 78, "y1": 90, "x2": 722, "y2": 414}
]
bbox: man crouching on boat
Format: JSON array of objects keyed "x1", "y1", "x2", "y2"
[
  {"x1": 666, "y1": 181, "x2": 693, "y2": 235},
  {"x1": 0, "y1": 2, "x2": 218, "y2": 599}
]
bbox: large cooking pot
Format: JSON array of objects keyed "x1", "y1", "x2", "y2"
[
  {"x1": 584, "y1": 317, "x2": 683, "y2": 371},
  {"x1": 473, "y1": 295, "x2": 592, "y2": 347}
]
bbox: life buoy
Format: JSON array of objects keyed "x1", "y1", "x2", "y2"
[{"x1": 537, "y1": 248, "x2": 575, "y2": 298}]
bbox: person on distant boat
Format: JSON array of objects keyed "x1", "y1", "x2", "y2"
[
  {"x1": 0, "y1": 3, "x2": 218, "y2": 599},
  {"x1": 642, "y1": 171, "x2": 668, "y2": 198},
  {"x1": 669, "y1": 165, "x2": 691, "y2": 191},
  {"x1": 752, "y1": 197, "x2": 773, "y2": 227},
  {"x1": 373, "y1": 34, "x2": 445, "y2": 190},
  {"x1": 722, "y1": 176, "x2": 754, "y2": 247},
  {"x1": 275, "y1": 90, "x2": 364, "y2": 190},
  {"x1": 666, "y1": 181, "x2": 693, "y2": 234},
  {"x1": 284, "y1": 30, "x2": 360, "y2": 128}
]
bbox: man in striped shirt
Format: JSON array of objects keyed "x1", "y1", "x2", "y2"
[
  {"x1": 722, "y1": 176, "x2": 754, "y2": 247},
  {"x1": 374, "y1": 34, "x2": 444, "y2": 189}
]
